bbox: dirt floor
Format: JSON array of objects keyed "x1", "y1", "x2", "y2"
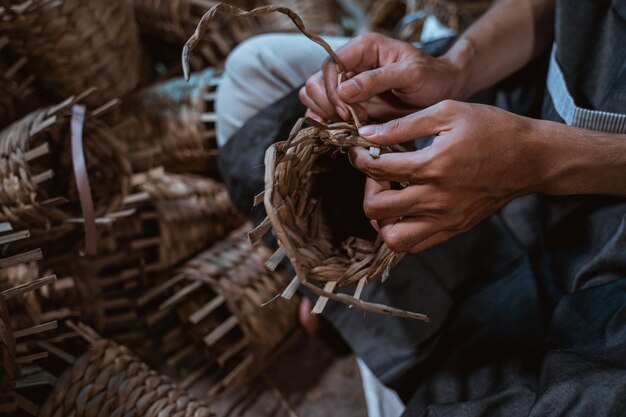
[{"x1": 189, "y1": 333, "x2": 367, "y2": 417}]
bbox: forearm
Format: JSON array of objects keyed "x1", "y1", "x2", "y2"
[
  {"x1": 443, "y1": 0, "x2": 556, "y2": 99},
  {"x1": 530, "y1": 120, "x2": 626, "y2": 197}
]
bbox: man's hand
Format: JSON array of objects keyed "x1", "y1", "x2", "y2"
[
  {"x1": 348, "y1": 101, "x2": 544, "y2": 253},
  {"x1": 299, "y1": 33, "x2": 467, "y2": 123}
]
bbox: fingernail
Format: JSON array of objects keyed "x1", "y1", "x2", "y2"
[
  {"x1": 338, "y1": 80, "x2": 359, "y2": 99},
  {"x1": 358, "y1": 125, "x2": 378, "y2": 137}
]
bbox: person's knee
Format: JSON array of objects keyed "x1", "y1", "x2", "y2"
[{"x1": 224, "y1": 33, "x2": 287, "y2": 82}]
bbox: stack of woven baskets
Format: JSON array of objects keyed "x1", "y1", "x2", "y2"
[{"x1": 0, "y1": 0, "x2": 494, "y2": 411}]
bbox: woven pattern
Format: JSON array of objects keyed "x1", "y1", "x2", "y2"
[
  {"x1": 133, "y1": 172, "x2": 246, "y2": 272},
  {"x1": 0, "y1": 98, "x2": 132, "y2": 231},
  {"x1": 263, "y1": 0, "x2": 346, "y2": 35},
  {"x1": 0, "y1": 0, "x2": 142, "y2": 107},
  {"x1": 118, "y1": 69, "x2": 220, "y2": 175},
  {"x1": 133, "y1": 0, "x2": 258, "y2": 67},
  {"x1": 141, "y1": 226, "x2": 298, "y2": 396},
  {"x1": 263, "y1": 121, "x2": 404, "y2": 287},
  {"x1": 38, "y1": 338, "x2": 214, "y2": 417}
]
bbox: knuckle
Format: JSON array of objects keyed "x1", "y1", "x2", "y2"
[
  {"x1": 383, "y1": 229, "x2": 408, "y2": 252},
  {"x1": 363, "y1": 197, "x2": 381, "y2": 219},
  {"x1": 437, "y1": 99, "x2": 458, "y2": 114}
]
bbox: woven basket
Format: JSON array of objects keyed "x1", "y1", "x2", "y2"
[
  {"x1": 116, "y1": 69, "x2": 220, "y2": 176},
  {"x1": 0, "y1": 0, "x2": 142, "y2": 107},
  {"x1": 263, "y1": 0, "x2": 346, "y2": 35},
  {"x1": 133, "y1": 0, "x2": 259, "y2": 68},
  {"x1": 125, "y1": 170, "x2": 246, "y2": 272},
  {"x1": 0, "y1": 97, "x2": 132, "y2": 233},
  {"x1": 37, "y1": 330, "x2": 215, "y2": 417},
  {"x1": 139, "y1": 225, "x2": 298, "y2": 397}
]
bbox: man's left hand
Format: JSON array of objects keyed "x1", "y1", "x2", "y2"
[{"x1": 349, "y1": 100, "x2": 544, "y2": 252}]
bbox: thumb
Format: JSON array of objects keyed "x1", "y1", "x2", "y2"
[
  {"x1": 338, "y1": 63, "x2": 407, "y2": 104},
  {"x1": 357, "y1": 106, "x2": 445, "y2": 145}
]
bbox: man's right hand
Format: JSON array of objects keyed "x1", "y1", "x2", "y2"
[{"x1": 299, "y1": 33, "x2": 468, "y2": 123}]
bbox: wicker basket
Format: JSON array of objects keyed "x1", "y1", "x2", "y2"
[
  {"x1": 0, "y1": 0, "x2": 143, "y2": 107},
  {"x1": 34, "y1": 324, "x2": 214, "y2": 417},
  {"x1": 0, "y1": 97, "x2": 132, "y2": 233},
  {"x1": 39, "y1": 171, "x2": 244, "y2": 343},
  {"x1": 116, "y1": 69, "x2": 220, "y2": 176},
  {"x1": 125, "y1": 170, "x2": 246, "y2": 272},
  {"x1": 133, "y1": 0, "x2": 259, "y2": 68},
  {"x1": 139, "y1": 225, "x2": 298, "y2": 397},
  {"x1": 263, "y1": 0, "x2": 346, "y2": 35}
]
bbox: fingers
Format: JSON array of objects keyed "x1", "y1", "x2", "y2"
[
  {"x1": 408, "y1": 229, "x2": 458, "y2": 253},
  {"x1": 337, "y1": 63, "x2": 408, "y2": 104},
  {"x1": 377, "y1": 216, "x2": 441, "y2": 252},
  {"x1": 349, "y1": 146, "x2": 433, "y2": 183},
  {"x1": 363, "y1": 178, "x2": 445, "y2": 219},
  {"x1": 358, "y1": 100, "x2": 460, "y2": 145},
  {"x1": 300, "y1": 72, "x2": 339, "y2": 121}
]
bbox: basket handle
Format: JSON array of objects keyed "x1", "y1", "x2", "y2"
[
  {"x1": 71, "y1": 105, "x2": 98, "y2": 256},
  {"x1": 182, "y1": 3, "x2": 362, "y2": 127}
]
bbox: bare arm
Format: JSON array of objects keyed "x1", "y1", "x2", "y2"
[{"x1": 446, "y1": 0, "x2": 556, "y2": 99}]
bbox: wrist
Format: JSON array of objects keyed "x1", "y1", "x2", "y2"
[{"x1": 440, "y1": 37, "x2": 477, "y2": 100}]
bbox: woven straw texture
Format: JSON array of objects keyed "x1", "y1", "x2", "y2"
[
  {"x1": 262, "y1": 120, "x2": 405, "y2": 287},
  {"x1": 37, "y1": 330, "x2": 215, "y2": 417},
  {"x1": 133, "y1": 0, "x2": 258, "y2": 68},
  {"x1": 131, "y1": 171, "x2": 246, "y2": 272},
  {"x1": 263, "y1": 0, "x2": 346, "y2": 35},
  {"x1": 141, "y1": 226, "x2": 298, "y2": 396},
  {"x1": 117, "y1": 69, "x2": 220, "y2": 176},
  {"x1": 0, "y1": 0, "x2": 142, "y2": 107},
  {"x1": 0, "y1": 98, "x2": 132, "y2": 232},
  {"x1": 40, "y1": 171, "x2": 244, "y2": 343}
]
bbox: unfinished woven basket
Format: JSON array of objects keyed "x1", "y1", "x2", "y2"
[
  {"x1": 139, "y1": 225, "x2": 298, "y2": 397},
  {"x1": 133, "y1": 0, "x2": 259, "y2": 68},
  {"x1": 116, "y1": 69, "x2": 220, "y2": 176},
  {"x1": 0, "y1": 0, "x2": 143, "y2": 107},
  {"x1": 263, "y1": 0, "x2": 346, "y2": 35},
  {"x1": 0, "y1": 96, "x2": 132, "y2": 233},
  {"x1": 183, "y1": 4, "x2": 429, "y2": 320}
]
